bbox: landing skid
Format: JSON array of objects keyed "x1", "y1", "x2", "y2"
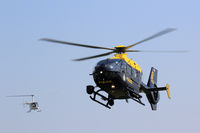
[
  {"x1": 127, "y1": 91, "x2": 145, "y2": 106},
  {"x1": 90, "y1": 96, "x2": 111, "y2": 109},
  {"x1": 87, "y1": 85, "x2": 145, "y2": 109},
  {"x1": 130, "y1": 96, "x2": 145, "y2": 106},
  {"x1": 87, "y1": 87, "x2": 113, "y2": 109}
]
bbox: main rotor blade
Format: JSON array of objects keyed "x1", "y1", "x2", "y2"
[
  {"x1": 40, "y1": 38, "x2": 115, "y2": 50},
  {"x1": 126, "y1": 50, "x2": 188, "y2": 53},
  {"x1": 7, "y1": 95, "x2": 34, "y2": 97},
  {"x1": 125, "y1": 28, "x2": 176, "y2": 50},
  {"x1": 73, "y1": 51, "x2": 114, "y2": 61}
]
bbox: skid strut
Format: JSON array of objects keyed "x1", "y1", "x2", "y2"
[
  {"x1": 89, "y1": 89, "x2": 113, "y2": 109},
  {"x1": 127, "y1": 91, "x2": 145, "y2": 106}
]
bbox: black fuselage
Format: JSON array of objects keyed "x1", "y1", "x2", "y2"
[{"x1": 93, "y1": 59, "x2": 142, "y2": 99}]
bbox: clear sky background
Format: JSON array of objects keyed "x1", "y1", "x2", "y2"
[{"x1": 0, "y1": 0, "x2": 199, "y2": 133}]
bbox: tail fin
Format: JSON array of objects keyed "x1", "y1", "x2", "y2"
[{"x1": 148, "y1": 67, "x2": 158, "y2": 87}]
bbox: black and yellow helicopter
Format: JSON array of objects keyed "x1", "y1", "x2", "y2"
[{"x1": 41, "y1": 28, "x2": 183, "y2": 110}]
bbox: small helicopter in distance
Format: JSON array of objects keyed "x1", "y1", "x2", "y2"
[
  {"x1": 7, "y1": 95, "x2": 41, "y2": 113},
  {"x1": 41, "y1": 28, "x2": 185, "y2": 110}
]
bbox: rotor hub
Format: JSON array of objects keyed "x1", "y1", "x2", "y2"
[{"x1": 114, "y1": 45, "x2": 126, "y2": 53}]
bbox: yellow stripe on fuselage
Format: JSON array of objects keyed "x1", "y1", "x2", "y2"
[
  {"x1": 109, "y1": 53, "x2": 142, "y2": 73},
  {"x1": 126, "y1": 77, "x2": 133, "y2": 84}
]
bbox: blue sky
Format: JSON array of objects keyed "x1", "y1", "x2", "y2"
[{"x1": 0, "y1": 0, "x2": 200, "y2": 133}]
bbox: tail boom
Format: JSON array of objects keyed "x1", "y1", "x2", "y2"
[{"x1": 140, "y1": 67, "x2": 171, "y2": 110}]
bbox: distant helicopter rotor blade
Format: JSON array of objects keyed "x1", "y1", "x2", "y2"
[
  {"x1": 40, "y1": 38, "x2": 115, "y2": 51},
  {"x1": 126, "y1": 50, "x2": 188, "y2": 53},
  {"x1": 125, "y1": 28, "x2": 176, "y2": 50},
  {"x1": 7, "y1": 95, "x2": 34, "y2": 97},
  {"x1": 73, "y1": 51, "x2": 114, "y2": 61}
]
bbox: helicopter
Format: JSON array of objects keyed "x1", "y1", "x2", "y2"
[
  {"x1": 41, "y1": 28, "x2": 184, "y2": 110},
  {"x1": 7, "y1": 95, "x2": 41, "y2": 113}
]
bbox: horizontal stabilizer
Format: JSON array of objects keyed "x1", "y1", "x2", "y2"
[{"x1": 146, "y1": 84, "x2": 171, "y2": 99}]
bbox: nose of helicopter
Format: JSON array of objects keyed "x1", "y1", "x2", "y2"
[
  {"x1": 95, "y1": 64, "x2": 113, "y2": 72},
  {"x1": 93, "y1": 66, "x2": 113, "y2": 81},
  {"x1": 94, "y1": 59, "x2": 121, "y2": 74},
  {"x1": 93, "y1": 63, "x2": 119, "y2": 81}
]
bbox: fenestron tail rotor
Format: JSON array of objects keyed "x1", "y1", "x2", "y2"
[{"x1": 40, "y1": 28, "x2": 186, "y2": 61}]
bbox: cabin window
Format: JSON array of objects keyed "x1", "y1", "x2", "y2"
[
  {"x1": 120, "y1": 61, "x2": 126, "y2": 72},
  {"x1": 96, "y1": 59, "x2": 120, "y2": 67},
  {"x1": 136, "y1": 71, "x2": 140, "y2": 79},
  {"x1": 127, "y1": 65, "x2": 132, "y2": 75},
  {"x1": 96, "y1": 60, "x2": 107, "y2": 66},
  {"x1": 132, "y1": 69, "x2": 136, "y2": 78}
]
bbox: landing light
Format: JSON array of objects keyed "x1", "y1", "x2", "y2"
[{"x1": 111, "y1": 85, "x2": 115, "y2": 88}]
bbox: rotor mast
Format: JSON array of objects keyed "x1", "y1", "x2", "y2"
[{"x1": 31, "y1": 95, "x2": 34, "y2": 102}]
